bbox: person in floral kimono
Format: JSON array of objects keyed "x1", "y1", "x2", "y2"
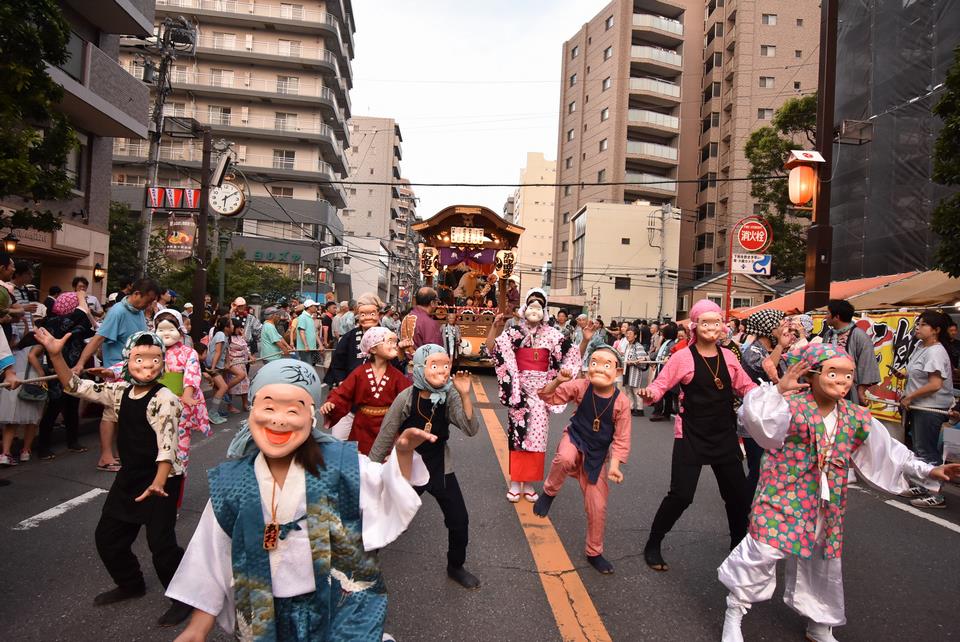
[
  {"x1": 718, "y1": 342, "x2": 960, "y2": 642},
  {"x1": 490, "y1": 288, "x2": 591, "y2": 503}
]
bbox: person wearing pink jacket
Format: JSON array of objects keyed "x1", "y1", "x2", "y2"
[{"x1": 638, "y1": 300, "x2": 757, "y2": 572}]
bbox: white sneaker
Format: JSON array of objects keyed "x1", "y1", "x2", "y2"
[
  {"x1": 805, "y1": 621, "x2": 838, "y2": 642},
  {"x1": 721, "y1": 597, "x2": 747, "y2": 642},
  {"x1": 0, "y1": 453, "x2": 17, "y2": 466},
  {"x1": 19, "y1": 451, "x2": 30, "y2": 463}
]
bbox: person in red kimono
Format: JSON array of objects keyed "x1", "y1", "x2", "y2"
[{"x1": 320, "y1": 326, "x2": 410, "y2": 455}]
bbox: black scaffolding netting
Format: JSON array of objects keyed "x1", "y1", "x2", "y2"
[{"x1": 831, "y1": 0, "x2": 960, "y2": 280}]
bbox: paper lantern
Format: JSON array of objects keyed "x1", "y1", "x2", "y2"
[
  {"x1": 494, "y1": 250, "x2": 515, "y2": 279},
  {"x1": 419, "y1": 247, "x2": 438, "y2": 276},
  {"x1": 788, "y1": 165, "x2": 816, "y2": 206}
]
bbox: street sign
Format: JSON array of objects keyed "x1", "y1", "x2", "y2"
[
  {"x1": 737, "y1": 220, "x2": 771, "y2": 252},
  {"x1": 732, "y1": 253, "x2": 773, "y2": 276},
  {"x1": 320, "y1": 245, "x2": 347, "y2": 258}
]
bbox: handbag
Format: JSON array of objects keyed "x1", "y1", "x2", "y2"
[{"x1": 18, "y1": 363, "x2": 48, "y2": 402}]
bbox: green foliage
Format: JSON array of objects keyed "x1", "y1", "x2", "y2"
[
  {"x1": 0, "y1": 0, "x2": 77, "y2": 232},
  {"x1": 161, "y1": 248, "x2": 298, "y2": 306},
  {"x1": 744, "y1": 93, "x2": 817, "y2": 279},
  {"x1": 107, "y1": 202, "x2": 171, "y2": 290},
  {"x1": 931, "y1": 46, "x2": 960, "y2": 277}
]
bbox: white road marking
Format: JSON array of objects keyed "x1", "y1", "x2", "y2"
[
  {"x1": 12, "y1": 488, "x2": 108, "y2": 531},
  {"x1": 883, "y1": 499, "x2": 960, "y2": 535}
]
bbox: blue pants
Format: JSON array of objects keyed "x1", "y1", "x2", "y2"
[{"x1": 909, "y1": 409, "x2": 944, "y2": 466}]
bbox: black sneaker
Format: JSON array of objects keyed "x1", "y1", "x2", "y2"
[
  {"x1": 447, "y1": 566, "x2": 481, "y2": 590},
  {"x1": 93, "y1": 584, "x2": 146, "y2": 606},
  {"x1": 157, "y1": 599, "x2": 194, "y2": 627}
]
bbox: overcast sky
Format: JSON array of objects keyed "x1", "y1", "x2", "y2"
[{"x1": 349, "y1": 0, "x2": 610, "y2": 220}]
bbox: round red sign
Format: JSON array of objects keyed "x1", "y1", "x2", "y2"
[{"x1": 737, "y1": 220, "x2": 770, "y2": 252}]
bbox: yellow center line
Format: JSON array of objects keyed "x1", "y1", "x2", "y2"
[{"x1": 472, "y1": 377, "x2": 612, "y2": 642}]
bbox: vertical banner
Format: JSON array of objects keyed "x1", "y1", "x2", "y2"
[
  {"x1": 164, "y1": 216, "x2": 197, "y2": 261},
  {"x1": 146, "y1": 187, "x2": 164, "y2": 208},
  {"x1": 183, "y1": 188, "x2": 202, "y2": 209},
  {"x1": 811, "y1": 311, "x2": 920, "y2": 422},
  {"x1": 164, "y1": 187, "x2": 184, "y2": 209}
]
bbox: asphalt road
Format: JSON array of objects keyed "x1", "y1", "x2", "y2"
[{"x1": 1, "y1": 374, "x2": 959, "y2": 641}]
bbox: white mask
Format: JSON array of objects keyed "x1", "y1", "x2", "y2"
[
  {"x1": 524, "y1": 301, "x2": 545, "y2": 323},
  {"x1": 155, "y1": 319, "x2": 181, "y2": 347}
]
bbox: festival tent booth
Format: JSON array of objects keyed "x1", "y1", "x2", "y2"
[
  {"x1": 842, "y1": 270, "x2": 960, "y2": 310},
  {"x1": 731, "y1": 272, "x2": 918, "y2": 317},
  {"x1": 410, "y1": 205, "x2": 525, "y2": 365}
]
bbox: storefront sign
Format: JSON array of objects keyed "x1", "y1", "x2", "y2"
[
  {"x1": 320, "y1": 245, "x2": 347, "y2": 258},
  {"x1": 252, "y1": 250, "x2": 303, "y2": 263}
]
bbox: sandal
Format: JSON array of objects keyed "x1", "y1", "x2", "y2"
[
  {"x1": 506, "y1": 490, "x2": 521, "y2": 503},
  {"x1": 67, "y1": 444, "x2": 88, "y2": 453},
  {"x1": 523, "y1": 491, "x2": 539, "y2": 502},
  {"x1": 97, "y1": 462, "x2": 122, "y2": 472}
]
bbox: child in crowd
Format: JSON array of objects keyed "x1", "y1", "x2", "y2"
[
  {"x1": 225, "y1": 318, "x2": 250, "y2": 412},
  {"x1": 34, "y1": 327, "x2": 192, "y2": 627},
  {"x1": 533, "y1": 346, "x2": 633, "y2": 574},
  {"x1": 441, "y1": 311, "x2": 461, "y2": 361},
  {"x1": 194, "y1": 342, "x2": 228, "y2": 426},
  {"x1": 621, "y1": 327, "x2": 649, "y2": 417}
]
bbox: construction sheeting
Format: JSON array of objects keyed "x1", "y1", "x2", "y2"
[{"x1": 831, "y1": 0, "x2": 960, "y2": 280}]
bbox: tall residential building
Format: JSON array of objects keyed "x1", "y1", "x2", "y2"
[
  {"x1": 691, "y1": 1, "x2": 820, "y2": 281},
  {"x1": 0, "y1": 1, "x2": 154, "y2": 299},
  {"x1": 511, "y1": 153, "x2": 557, "y2": 291},
  {"x1": 111, "y1": 0, "x2": 355, "y2": 296},
  {"x1": 550, "y1": 0, "x2": 704, "y2": 300},
  {"x1": 343, "y1": 116, "x2": 409, "y2": 301}
]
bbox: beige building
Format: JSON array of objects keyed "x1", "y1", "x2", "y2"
[
  {"x1": 0, "y1": 1, "x2": 154, "y2": 300},
  {"x1": 552, "y1": 201, "x2": 681, "y2": 321},
  {"x1": 691, "y1": 1, "x2": 820, "y2": 282},
  {"x1": 111, "y1": 0, "x2": 354, "y2": 294},
  {"x1": 551, "y1": 0, "x2": 703, "y2": 294},
  {"x1": 511, "y1": 153, "x2": 556, "y2": 291}
]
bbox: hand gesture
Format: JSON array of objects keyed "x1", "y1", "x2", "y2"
[
  {"x1": 320, "y1": 401, "x2": 335, "y2": 415},
  {"x1": 395, "y1": 427, "x2": 438, "y2": 453},
  {"x1": 607, "y1": 466, "x2": 624, "y2": 484},
  {"x1": 181, "y1": 393, "x2": 198, "y2": 408},
  {"x1": 929, "y1": 463, "x2": 960, "y2": 482},
  {"x1": 135, "y1": 483, "x2": 169, "y2": 502},
  {"x1": 777, "y1": 324, "x2": 797, "y2": 349},
  {"x1": 776, "y1": 361, "x2": 811, "y2": 395},
  {"x1": 452, "y1": 370, "x2": 472, "y2": 395},
  {"x1": 556, "y1": 368, "x2": 574, "y2": 384},
  {"x1": 582, "y1": 320, "x2": 597, "y2": 342},
  {"x1": 636, "y1": 387, "x2": 655, "y2": 402},
  {"x1": 33, "y1": 327, "x2": 71, "y2": 356},
  {"x1": 900, "y1": 396, "x2": 913, "y2": 410},
  {"x1": 492, "y1": 313, "x2": 506, "y2": 329},
  {"x1": 2, "y1": 367, "x2": 20, "y2": 391},
  {"x1": 85, "y1": 367, "x2": 115, "y2": 380}
]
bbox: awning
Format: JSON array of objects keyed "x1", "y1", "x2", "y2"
[
  {"x1": 845, "y1": 270, "x2": 960, "y2": 309},
  {"x1": 732, "y1": 272, "x2": 917, "y2": 317}
]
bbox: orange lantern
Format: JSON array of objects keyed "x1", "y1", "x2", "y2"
[{"x1": 788, "y1": 165, "x2": 816, "y2": 206}]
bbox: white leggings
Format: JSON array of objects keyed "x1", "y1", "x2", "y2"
[{"x1": 718, "y1": 535, "x2": 846, "y2": 626}]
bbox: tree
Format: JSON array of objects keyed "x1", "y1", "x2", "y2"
[
  {"x1": 744, "y1": 93, "x2": 818, "y2": 279},
  {"x1": 107, "y1": 201, "x2": 172, "y2": 290},
  {"x1": 931, "y1": 46, "x2": 960, "y2": 277},
  {"x1": 160, "y1": 248, "x2": 298, "y2": 307},
  {"x1": 0, "y1": 0, "x2": 78, "y2": 232}
]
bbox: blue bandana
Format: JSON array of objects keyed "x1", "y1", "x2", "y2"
[{"x1": 412, "y1": 344, "x2": 453, "y2": 406}]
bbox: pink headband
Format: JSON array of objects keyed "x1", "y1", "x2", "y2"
[{"x1": 360, "y1": 326, "x2": 393, "y2": 357}]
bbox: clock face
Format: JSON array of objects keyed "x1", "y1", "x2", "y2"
[{"x1": 209, "y1": 181, "x2": 245, "y2": 216}]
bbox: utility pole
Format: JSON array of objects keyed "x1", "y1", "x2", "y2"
[
  {"x1": 648, "y1": 203, "x2": 672, "y2": 322},
  {"x1": 803, "y1": 0, "x2": 838, "y2": 311},
  {"x1": 190, "y1": 128, "x2": 213, "y2": 347}
]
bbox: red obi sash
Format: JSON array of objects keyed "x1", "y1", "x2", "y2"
[{"x1": 516, "y1": 347, "x2": 549, "y2": 372}]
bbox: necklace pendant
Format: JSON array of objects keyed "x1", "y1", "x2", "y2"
[
  {"x1": 592, "y1": 418, "x2": 601, "y2": 432},
  {"x1": 714, "y1": 377, "x2": 724, "y2": 390},
  {"x1": 263, "y1": 522, "x2": 280, "y2": 551},
  {"x1": 424, "y1": 421, "x2": 433, "y2": 433}
]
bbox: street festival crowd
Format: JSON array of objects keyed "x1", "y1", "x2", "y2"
[{"x1": 1, "y1": 254, "x2": 960, "y2": 641}]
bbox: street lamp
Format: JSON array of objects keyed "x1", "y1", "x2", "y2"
[
  {"x1": 2, "y1": 232, "x2": 18, "y2": 254},
  {"x1": 784, "y1": 150, "x2": 825, "y2": 210},
  {"x1": 93, "y1": 263, "x2": 106, "y2": 282}
]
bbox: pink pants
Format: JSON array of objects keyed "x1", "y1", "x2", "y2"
[{"x1": 543, "y1": 432, "x2": 609, "y2": 556}]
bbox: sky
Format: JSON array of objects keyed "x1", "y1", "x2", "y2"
[{"x1": 348, "y1": 0, "x2": 611, "y2": 220}]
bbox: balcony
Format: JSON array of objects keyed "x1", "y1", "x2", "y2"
[
  {"x1": 631, "y1": 45, "x2": 682, "y2": 76},
  {"x1": 632, "y1": 14, "x2": 683, "y2": 46},
  {"x1": 112, "y1": 139, "x2": 346, "y2": 207},
  {"x1": 627, "y1": 109, "x2": 679, "y2": 135},
  {"x1": 626, "y1": 141, "x2": 678, "y2": 167},
  {"x1": 155, "y1": 0, "x2": 352, "y2": 80},
  {"x1": 628, "y1": 77, "x2": 681, "y2": 106},
  {"x1": 624, "y1": 171, "x2": 677, "y2": 194}
]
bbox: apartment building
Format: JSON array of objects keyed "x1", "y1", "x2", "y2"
[
  {"x1": 0, "y1": 1, "x2": 154, "y2": 299},
  {"x1": 111, "y1": 0, "x2": 355, "y2": 294},
  {"x1": 550, "y1": 0, "x2": 703, "y2": 301},
  {"x1": 511, "y1": 153, "x2": 557, "y2": 290},
  {"x1": 691, "y1": 0, "x2": 820, "y2": 283},
  {"x1": 342, "y1": 116, "x2": 411, "y2": 301}
]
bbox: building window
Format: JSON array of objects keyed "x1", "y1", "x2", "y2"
[
  {"x1": 614, "y1": 277, "x2": 631, "y2": 290},
  {"x1": 760, "y1": 45, "x2": 776, "y2": 57},
  {"x1": 565, "y1": 157, "x2": 573, "y2": 169},
  {"x1": 796, "y1": 18, "x2": 804, "y2": 27},
  {"x1": 795, "y1": 49, "x2": 803, "y2": 58},
  {"x1": 276, "y1": 75, "x2": 299, "y2": 94},
  {"x1": 278, "y1": 39, "x2": 302, "y2": 57},
  {"x1": 757, "y1": 108, "x2": 774, "y2": 119},
  {"x1": 605, "y1": 15, "x2": 614, "y2": 30},
  {"x1": 571, "y1": 45, "x2": 579, "y2": 58},
  {"x1": 761, "y1": 13, "x2": 777, "y2": 25},
  {"x1": 273, "y1": 149, "x2": 295, "y2": 169},
  {"x1": 696, "y1": 233, "x2": 715, "y2": 251},
  {"x1": 733, "y1": 297, "x2": 751, "y2": 309},
  {"x1": 759, "y1": 76, "x2": 775, "y2": 88},
  {"x1": 599, "y1": 138, "x2": 608, "y2": 152},
  {"x1": 367, "y1": 211, "x2": 372, "y2": 217},
  {"x1": 170, "y1": 64, "x2": 188, "y2": 83},
  {"x1": 603, "y1": 46, "x2": 613, "y2": 60},
  {"x1": 621, "y1": 237, "x2": 630, "y2": 245},
  {"x1": 208, "y1": 105, "x2": 232, "y2": 126},
  {"x1": 707, "y1": 295, "x2": 723, "y2": 306},
  {"x1": 274, "y1": 112, "x2": 297, "y2": 131},
  {"x1": 570, "y1": 73, "x2": 577, "y2": 86},
  {"x1": 561, "y1": 240, "x2": 568, "y2": 252},
  {"x1": 271, "y1": 186, "x2": 294, "y2": 199},
  {"x1": 597, "y1": 169, "x2": 606, "y2": 182},
  {"x1": 568, "y1": 101, "x2": 576, "y2": 114},
  {"x1": 602, "y1": 76, "x2": 611, "y2": 91},
  {"x1": 562, "y1": 212, "x2": 570, "y2": 223},
  {"x1": 280, "y1": 3, "x2": 305, "y2": 20},
  {"x1": 600, "y1": 108, "x2": 609, "y2": 122},
  {"x1": 794, "y1": 81, "x2": 802, "y2": 91},
  {"x1": 163, "y1": 102, "x2": 186, "y2": 117},
  {"x1": 210, "y1": 68, "x2": 234, "y2": 87},
  {"x1": 566, "y1": 129, "x2": 575, "y2": 141},
  {"x1": 212, "y1": 32, "x2": 236, "y2": 49},
  {"x1": 564, "y1": 185, "x2": 572, "y2": 196}
]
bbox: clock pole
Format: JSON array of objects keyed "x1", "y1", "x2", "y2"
[{"x1": 190, "y1": 127, "x2": 213, "y2": 347}]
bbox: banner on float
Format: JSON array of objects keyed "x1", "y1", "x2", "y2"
[{"x1": 811, "y1": 311, "x2": 920, "y2": 422}]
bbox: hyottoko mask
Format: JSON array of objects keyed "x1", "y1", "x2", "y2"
[
  {"x1": 246, "y1": 359, "x2": 323, "y2": 459},
  {"x1": 155, "y1": 319, "x2": 182, "y2": 347},
  {"x1": 587, "y1": 347, "x2": 623, "y2": 390}
]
